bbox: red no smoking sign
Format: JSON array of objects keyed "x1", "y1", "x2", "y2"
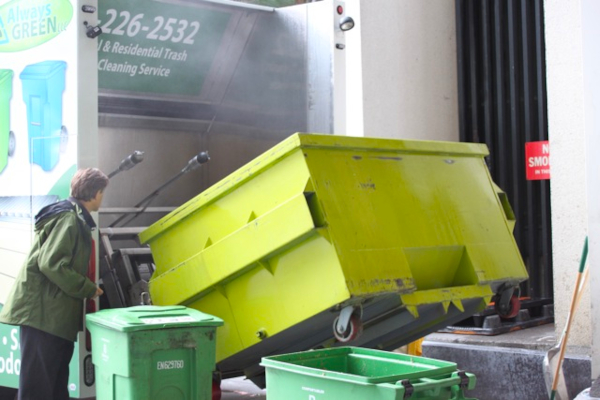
[{"x1": 525, "y1": 141, "x2": 550, "y2": 180}]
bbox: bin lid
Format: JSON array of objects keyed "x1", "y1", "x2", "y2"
[
  {"x1": 0, "y1": 69, "x2": 13, "y2": 86},
  {"x1": 86, "y1": 305, "x2": 224, "y2": 332},
  {"x1": 19, "y1": 60, "x2": 66, "y2": 80}
]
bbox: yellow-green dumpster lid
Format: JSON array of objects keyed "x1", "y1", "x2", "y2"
[{"x1": 86, "y1": 305, "x2": 223, "y2": 332}]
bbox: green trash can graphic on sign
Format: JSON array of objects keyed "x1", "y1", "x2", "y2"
[
  {"x1": 20, "y1": 60, "x2": 67, "y2": 172},
  {"x1": 0, "y1": 69, "x2": 14, "y2": 173}
]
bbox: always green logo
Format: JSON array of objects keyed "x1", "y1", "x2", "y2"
[{"x1": 0, "y1": 0, "x2": 73, "y2": 52}]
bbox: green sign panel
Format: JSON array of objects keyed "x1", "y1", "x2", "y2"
[
  {"x1": 0, "y1": 305, "x2": 20, "y2": 389},
  {"x1": 0, "y1": 0, "x2": 73, "y2": 52},
  {"x1": 98, "y1": 0, "x2": 231, "y2": 96},
  {"x1": 0, "y1": 305, "x2": 87, "y2": 395}
]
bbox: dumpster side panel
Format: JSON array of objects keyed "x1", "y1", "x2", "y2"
[
  {"x1": 164, "y1": 234, "x2": 350, "y2": 363},
  {"x1": 305, "y1": 147, "x2": 417, "y2": 295},
  {"x1": 148, "y1": 150, "x2": 311, "y2": 275},
  {"x1": 187, "y1": 291, "x2": 244, "y2": 364},
  {"x1": 304, "y1": 146, "x2": 527, "y2": 295},
  {"x1": 148, "y1": 193, "x2": 319, "y2": 305},
  {"x1": 225, "y1": 234, "x2": 350, "y2": 351}
]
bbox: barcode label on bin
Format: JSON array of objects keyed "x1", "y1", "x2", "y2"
[
  {"x1": 157, "y1": 360, "x2": 185, "y2": 370},
  {"x1": 141, "y1": 316, "x2": 196, "y2": 324}
]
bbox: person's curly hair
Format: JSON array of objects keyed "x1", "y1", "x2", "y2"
[{"x1": 70, "y1": 168, "x2": 109, "y2": 201}]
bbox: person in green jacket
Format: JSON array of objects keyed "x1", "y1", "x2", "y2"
[{"x1": 0, "y1": 168, "x2": 109, "y2": 400}]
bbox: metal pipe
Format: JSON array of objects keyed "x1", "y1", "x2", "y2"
[
  {"x1": 107, "y1": 151, "x2": 145, "y2": 178},
  {"x1": 109, "y1": 151, "x2": 210, "y2": 228},
  {"x1": 99, "y1": 207, "x2": 176, "y2": 214}
]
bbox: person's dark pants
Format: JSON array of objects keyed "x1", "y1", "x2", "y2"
[{"x1": 18, "y1": 326, "x2": 74, "y2": 400}]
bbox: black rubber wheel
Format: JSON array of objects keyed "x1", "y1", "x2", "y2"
[
  {"x1": 493, "y1": 294, "x2": 520, "y2": 319},
  {"x1": 333, "y1": 314, "x2": 363, "y2": 343}
]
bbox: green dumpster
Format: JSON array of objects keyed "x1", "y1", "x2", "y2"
[
  {"x1": 139, "y1": 133, "x2": 527, "y2": 384},
  {"x1": 0, "y1": 69, "x2": 13, "y2": 173},
  {"x1": 261, "y1": 347, "x2": 477, "y2": 400},
  {"x1": 86, "y1": 305, "x2": 223, "y2": 400}
]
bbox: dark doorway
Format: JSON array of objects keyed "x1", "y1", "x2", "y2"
[{"x1": 455, "y1": 0, "x2": 552, "y2": 300}]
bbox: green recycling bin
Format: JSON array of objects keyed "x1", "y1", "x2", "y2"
[
  {"x1": 86, "y1": 305, "x2": 223, "y2": 400},
  {"x1": 0, "y1": 69, "x2": 13, "y2": 173},
  {"x1": 261, "y1": 347, "x2": 477, "y2": 400}
]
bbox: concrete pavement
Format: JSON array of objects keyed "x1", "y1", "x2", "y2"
[{"x1": 221, "y1": 377, "x2": 266, "y2": 399}]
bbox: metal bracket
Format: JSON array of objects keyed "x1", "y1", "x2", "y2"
[
  {"x1": 140, "y1": 291, "x2": 152, "y2": 305},
  {"x1": 401, "y1": 379, "x2": 414, "y2": 399},
  {"x1": 457, "y1": 370, "x2": 469, "y2": 389},
  {"x1": 335, "y1": 305, "x2": 355, "y2": 334}
]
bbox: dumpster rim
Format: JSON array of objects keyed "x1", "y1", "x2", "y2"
[{"x1": 139, "y1": 133, "x2": 490, "y2": 245}]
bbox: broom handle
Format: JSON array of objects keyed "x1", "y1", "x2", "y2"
[
  {"x1": 575, "y1": 266, "x2": 590, "y2": 310},
  {"x1": 555, "y1": 265, "x2": 590, "y2": 350},
  {"x1": 551, "y1": 237, "x2": 589, "y2": 393}
]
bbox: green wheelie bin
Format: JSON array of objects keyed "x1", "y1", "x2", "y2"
[
  {"x1": 261, "y1": 347, "x2": 477, "y2": 400},
  {"x1": 86, "y1": 305, "x2": 223, "y2": 400}
]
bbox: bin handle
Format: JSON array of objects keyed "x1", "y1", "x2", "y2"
[
  {"x1": 397, "y1": 371, "x2": 473, "y2": 398},
  {"x1": 140, "y1": 292, "x2": 152, "y2": 305}
]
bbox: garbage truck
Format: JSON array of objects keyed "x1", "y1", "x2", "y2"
[
  {"x1": 0, "y1": 0, "x2": 356, "y2": 397},
  {"x1": 0, "y1": 0, "x2": 528, "y2": 398}
]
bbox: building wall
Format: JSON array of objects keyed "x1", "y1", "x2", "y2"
[
  {"x1": 347, "y1": 0, "x2": 594, "y2": 360},
  {"x1": 346, "y1": 0, "x2": 459, "y2": 142},
  {"x1": 581, "y1": 0, "x2": 600, "y2": 376},
  {"x1": 544, "y1": 0, "x2": 591, "y2": 349}
]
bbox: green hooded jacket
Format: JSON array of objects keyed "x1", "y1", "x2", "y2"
[{"x1": 0, "y1": 199, "x2": 98, "y2": 342}]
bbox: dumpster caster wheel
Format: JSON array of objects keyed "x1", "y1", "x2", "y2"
[
  {"x1": 8, "y1": 131, "x2": 15, "y2": 157},
  {"x1": 333, "y1": 315, "x2": 363, "y2": 343},
  {"x1": 493, "y1": 294, "x2": 520, "y2": 319}
]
